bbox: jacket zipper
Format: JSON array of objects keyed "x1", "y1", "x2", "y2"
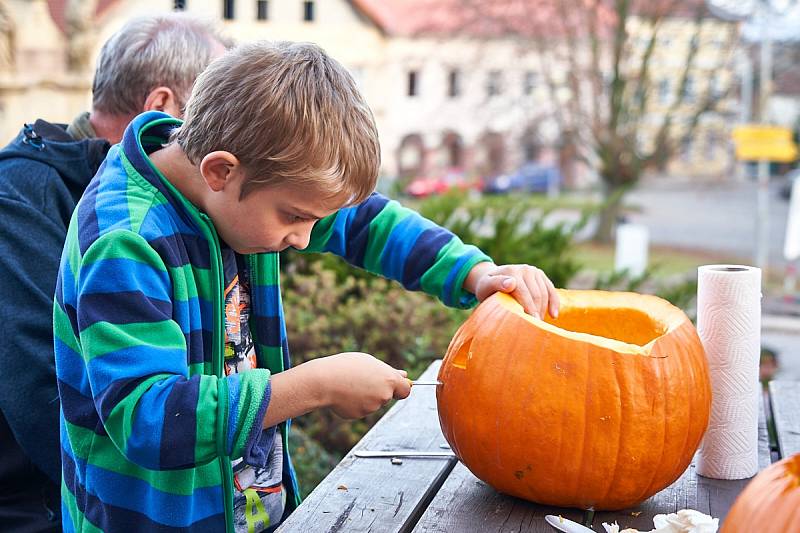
[
  {"x1": 248, "y1": 254, "x2": 301, "y2": 510},
  {"x1": 133, "y1": 116, "x2": 235, "y2": 530},
  {"x1": 199, "y1": 212, "x2": 235, "y2": 532}
]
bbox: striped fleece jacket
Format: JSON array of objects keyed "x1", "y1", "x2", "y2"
[{"x1": 53, "y1": 111, "x2": 491, "y2": 532}]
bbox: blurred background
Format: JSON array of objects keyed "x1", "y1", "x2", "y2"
[{"x1": 1, "y1": 0, "x2": 799, "y2": 494}]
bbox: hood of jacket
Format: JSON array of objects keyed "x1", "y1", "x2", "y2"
[{"x1": 0, "y1": 119, "x2": 110, "y2": 201}]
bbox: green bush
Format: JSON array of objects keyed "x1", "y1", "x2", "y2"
[
  {"x1": 282, "y1": 262, "x2": 466, "y2": 461},
  {"x1": 287, "y1": 425, "x2": 338, "y2": 498},
  {"x1": 281, "y1": 190, "x2": 591, "y2": 288},
  {"x1": 415, "y1": 191, "x2": 587, "y2": 288}
]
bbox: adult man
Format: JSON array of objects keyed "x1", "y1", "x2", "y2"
[{"x1": 0, "y1": 13, "x2": 231, "y2": 531}]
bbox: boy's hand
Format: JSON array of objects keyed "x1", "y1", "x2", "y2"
[
  {"x1": 316, "y1": 352, "x2": 411, "y2": 419},
  {"x1": 464, "y1": 262, "x2": 560, "y2": 319}
]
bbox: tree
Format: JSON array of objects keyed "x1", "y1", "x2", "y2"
[{"x1": 418, "y1": 0, "x2": 738, "y2": 242}]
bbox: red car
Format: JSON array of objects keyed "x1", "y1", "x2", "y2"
[{"x1": 404, "y1": 170, "x2": 478, "y2": 198}]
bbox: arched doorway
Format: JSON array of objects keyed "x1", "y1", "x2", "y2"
[
  {"x1": 441, "y1": 131, "x2": 464, "y2": 170},
  {"x1": 397, "y1": 133, "x2": 425, "y2": 178},
  {"x1": 520, "y1": 127, "x2": 541, "y2": 163},
  {"x1": 480, "y1": 132, "x2": 506, "y2": 177}
]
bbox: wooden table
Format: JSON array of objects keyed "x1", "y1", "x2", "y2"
[{"x1": 278, "y1": 361, "x2": 800, "y2": 532}]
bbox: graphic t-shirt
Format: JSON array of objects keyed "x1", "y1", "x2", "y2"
[{"x1": 222, "y1": 249, "x2": 285, "y2": 533}]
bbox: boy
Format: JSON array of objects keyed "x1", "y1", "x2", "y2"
[{"x1": 54, "y1": 41, "x2": 559, "y2": 532}]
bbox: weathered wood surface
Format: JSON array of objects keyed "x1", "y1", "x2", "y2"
[
  {"x1": 277, "y1": 361, "x2": 457, "y2": 533},
  {"x1": 282, "y1": 360, "x2": 791, "y2": 532},
  {"x1": 769, "y1": 380, "x2": 800, "y2": 458},
  {"x1": 411, "y1": 461, "x2": 586, "y2": 532},
  {"x1": 414, "y1": 398, "x2": 770, "y2": 532}
]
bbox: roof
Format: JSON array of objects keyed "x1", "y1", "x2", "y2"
[{"x1": 351, "y1": 0, "x2": 617, "y2": 38}]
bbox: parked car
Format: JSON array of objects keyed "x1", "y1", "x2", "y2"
[
  {"x1": 404, "y1": 169, "x2": 478, "y2": 198},
  {"x1": 779, "y1": 169, "x2": 800, "y2": 201},
  {"x1": 482, "y1": 162, "x2": 562, "y2": 194}
]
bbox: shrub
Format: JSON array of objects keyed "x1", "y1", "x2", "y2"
[{"x1": 282, "y1": 262, "x2": 466, "y2": 457}]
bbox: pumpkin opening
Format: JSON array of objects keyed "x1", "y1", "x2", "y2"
[
  {"x1": 544, "y1": 307, "x2": 667, "y2": 346},
  {"x1": 494, "y1": 291, "x2": 685, "y2": 356}
]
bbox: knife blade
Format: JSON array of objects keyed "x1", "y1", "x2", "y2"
[
  {"x1": 410, "y1": 380, "x2": 442, "y2": 386},
  {"x1": 544, "y1": 514, "x2": 595, "y2": 533}
]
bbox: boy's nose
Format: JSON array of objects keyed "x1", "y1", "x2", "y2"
[{"x1": 286, "y1": 230, "x2": 311, "y2": 250}]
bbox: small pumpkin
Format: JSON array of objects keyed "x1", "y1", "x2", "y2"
[
  {"x1": 721, "y1": 453, "x2": 800, "y2": 533},
  {"x1": 437, "y1": 290, "x2": 711, "y2": 510}
]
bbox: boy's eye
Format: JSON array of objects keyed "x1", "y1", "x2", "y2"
[{"x1": 285, "y1": 212, "x2": 307, "y2": 224}]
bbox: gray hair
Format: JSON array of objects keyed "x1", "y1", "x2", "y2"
[{"x1": 91, "y1": 13, "x2": 234, "y2": 116}]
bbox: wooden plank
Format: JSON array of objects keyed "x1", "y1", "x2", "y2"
[
  {"x1": 411, "y1": 462, "x2": 586, "y2": 533},
  {"x1": 277, "y1": 360, "x2": 456, "y2": 533},
  {"x1": 592, "y1": 395, "x2": 771, "y2": 531},
  {"x1": 412, "y1": 396, "x2": 768, "y2": 532},
  {"x1": 769, "y1": 380, "x2": 800, "y2": 458}
]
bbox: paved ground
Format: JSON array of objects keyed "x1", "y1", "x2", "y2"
[
  {"x1": 526, "y1": 177, "x2": 800, "y2": 378},
  {"x1": 593, "y1": 177, "x2": 800, "y2": 380},
  {"x1": 623, "y1": 177, "x2": 792, "y2": 269}
]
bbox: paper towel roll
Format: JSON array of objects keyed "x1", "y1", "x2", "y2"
[{"x1": 696, "y1": 265, "x2": 761, "y2": 480}]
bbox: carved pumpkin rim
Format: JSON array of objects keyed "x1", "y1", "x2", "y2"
[{"x1": 495, "y1": 290, "x2": 689, "y2": 357}]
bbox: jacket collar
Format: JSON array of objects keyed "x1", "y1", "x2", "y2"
[{"x1": 120, "y1": 111, "x2": 210, "y2": 234}]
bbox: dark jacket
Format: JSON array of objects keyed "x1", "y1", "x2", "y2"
[{"x1": 0, "y1": 120, "x2": 109, "y2": 532}]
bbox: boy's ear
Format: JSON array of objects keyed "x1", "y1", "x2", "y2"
[
  {"x1": 143, "y1": 86, "x2": 181, "y2": 118},
  {"x1": 199, "y1": 152, "x2": 242, "y2": 192}
]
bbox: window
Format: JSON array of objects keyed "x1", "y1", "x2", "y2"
[
  {"x1": 408, "y1": 70, "x2": 419, "y2": 97},
  {"x1": 705, "y1": 132, "x2": 716, "y2": 159},
  {"x1": 174, "y1": 0, "x2": 187, "y2": 10},
  {"x1": 710, "y1": 74, "x2": 723, "y2": 99},
  {"x1": 447, "y1": 69, "x2": 461, "y2": 98},
  {"x1": 303, "y1": 1, "x2": 314, "y2": 22},
  {"x1": 487, "y1": 70, "x2": 501, "y2": 97},
  {"x1": 658, "y1": 79, "x2": 670, "y2": 104},
  {"x1": 523, "y1": 71, "x2": 537, "y2": 96},
  {"x1": 682, "y1": 75, "x2": 695, "y2": 103},
  {"x1": 257, "y1": 0, "x2": 268, "y2": 20},
  {"x1": 223, "y1": 0, "x2": 235, "y2": 19},
  {"x1": 681, "y1": 137, "x2": 692, "y2": 161}
]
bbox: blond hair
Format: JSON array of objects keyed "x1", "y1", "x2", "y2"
[{"x1": 172, "y1": 41, "x2": 380, "y2": 204}]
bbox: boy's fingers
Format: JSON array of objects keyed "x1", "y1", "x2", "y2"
[
  {"x1": 521, "y1": 269, "x2": 542, "y2": 319},
  {"x1": 395, "y1": 377, "x2": 412, "y2": 399},
  {"x1": 545, "y1": 278, "x2": 560, "y2": 318},
  {"x1": 477, "y1": 274, "x2": 515, "y2": 301},
  {"x1": 515, "y1": 281, "x2": 538, "y2": 318},
  {"x1": 535, "y1": 274, "x2": 549, "y2": 319}
]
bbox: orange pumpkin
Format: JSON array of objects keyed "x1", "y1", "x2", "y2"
[
  {"x1": 437, "y1": 290, "x2": 711, "y2": 510},
  {"x1": 721, "y1": 453, "x2": 800, "y2": 533}
]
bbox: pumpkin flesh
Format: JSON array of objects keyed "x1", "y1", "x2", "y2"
[{"x1": 437, "y1": 291, "x2": 711, "y2": 510}]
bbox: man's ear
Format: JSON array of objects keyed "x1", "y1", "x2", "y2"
[
  {"x1": 199, "y1": 152, "x2": 241, "y2": 192},
  {"x1": 143, "y1": 86, "x2": 182, "y2": 118}
]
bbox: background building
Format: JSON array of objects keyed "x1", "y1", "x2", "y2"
[{"x1": 0, "y1": 0, "x2": 755, "y2": 186}]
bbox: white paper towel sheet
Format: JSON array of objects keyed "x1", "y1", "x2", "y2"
[{"x1": 696, "y1": 265, "x2": 761, "y2": 480}]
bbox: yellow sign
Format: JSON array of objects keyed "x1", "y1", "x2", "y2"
[{"x1": 732, "y1": 125, "x2": 798, "y2": 162}]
